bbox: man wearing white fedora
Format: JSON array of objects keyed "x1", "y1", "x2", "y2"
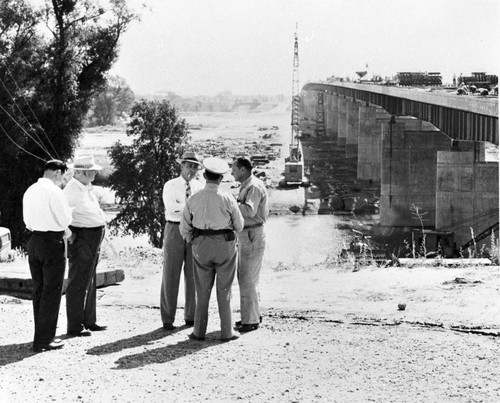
[
  {"x1": 64, "y1": 154, "x2": 107, "y2": 336},
  {"x1": 160, "y1": 151, "x2": 204, "y2": 330}
]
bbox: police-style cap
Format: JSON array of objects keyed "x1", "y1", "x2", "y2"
[{"x1": 203, "y1": 157, "x2": 230, "y2": 175}]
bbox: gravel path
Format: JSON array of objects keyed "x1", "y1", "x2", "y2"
[{"x1": 1, "y1": 262, "x2": 500, "y2": 402}]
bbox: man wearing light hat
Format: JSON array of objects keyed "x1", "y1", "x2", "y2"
[
  {"x1": 64, "y1": 154, "x2": 107, "y2": 336},
  {"x1": 180, "y1": 157, "x2": 244, "y2": 342},
  {"x1": 160, "y1": 151, "x2": 204, "y2": 330}
]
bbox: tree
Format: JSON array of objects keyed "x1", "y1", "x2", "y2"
[
  {"x1": 89, "y1": 75, "x2": 135, "y2": 126},
  {"x1": 0, "y1": 0, "x2": 136, "y2": 247},
  {"x1": 107, "y1": 100, "x2": 190, "y2": 248}
]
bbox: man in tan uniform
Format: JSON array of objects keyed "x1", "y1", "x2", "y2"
[{"x1": 180, "y1": 157, "x2": 244, "y2": 342}]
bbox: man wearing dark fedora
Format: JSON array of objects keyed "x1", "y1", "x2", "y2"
[
  {"x1": 64, "y1": 154, "x2": 107, "y2": 336},
  {"x1": 160, "y1": 151, "x2": 204, "y2": 330}
]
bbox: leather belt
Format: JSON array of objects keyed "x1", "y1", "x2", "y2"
[
  {"x1": 243, "y1": 222, "x2": 263, "y2": 230},
  {"x1": 70, "y1": 225, "x2": 104, "y2": 232},
  {"x1": 195, "y1": 228, "x2": 233, "y2": 236},
  {"x1": 167, "y1": 221, "x2": 180, "y2": 225}
]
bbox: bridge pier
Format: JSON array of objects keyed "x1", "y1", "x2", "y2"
[
  {"x1": 346, "y1": 100, "x2": 360, "y2": 158},
  {"x1": 337, "y1": 96, "x2": 347, "y2": 146},
  {"x1": 436, "y1": 143, "x2": 499, "y2": 248}
]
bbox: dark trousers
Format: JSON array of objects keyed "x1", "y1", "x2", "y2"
[
  {"x1": 28, "y1": 232, "x2": 66, "y2": 346},
  {"x1": 66, "y1": 226, "x2": 105, "y2": 333}
]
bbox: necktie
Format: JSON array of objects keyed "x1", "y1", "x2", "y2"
[{"x1": 186, "y1": 182, "x2": 191, "y2": 200}]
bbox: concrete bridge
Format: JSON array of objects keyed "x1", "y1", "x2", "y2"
[{"x1": 300, "y1": 81, "x2": 499, "y2": 255}]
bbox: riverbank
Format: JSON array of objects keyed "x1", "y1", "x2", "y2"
[{"x1": 1, "y1": 257, "x2": 499, "y2": 402}]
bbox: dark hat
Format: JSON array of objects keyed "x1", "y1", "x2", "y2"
[{"x1": 176, "y1": 151, "x2": 203, "y2": 168}]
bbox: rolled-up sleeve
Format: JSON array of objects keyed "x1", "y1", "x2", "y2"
[{"x1": 230, "y1": 199, "x2": 244, "y2": 232}]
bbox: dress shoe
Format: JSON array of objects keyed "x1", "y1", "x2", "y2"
[
  {"x1": 235, "y1": 316, "x2": 262, "y2": 328},
  {"x1": 85, "y1": 324, "x2": 107, "y2": 331},
  {"x1": 185, "y1": 320, "x2": 194, "y2": 327},
  {"x1": 238, "y1": 323, "x2": 259, "y2": 333},
  {"x1": 163, "y1": 323, "x2": 176, "y2": 331},
  {"x1": 33, "y1": 341, "x2": 64, "y2": 352},
  {"x1": 188, "y1": 332, "x2": 205, "y2": 341},
  {"x1": 221, "y1": 332, "x2": 240, "y2": 342},
  {"x1": 67, "y1": 330, "x2": 91, "y2": 337}
]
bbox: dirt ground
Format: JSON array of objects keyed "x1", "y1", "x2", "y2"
[
  {"x1": 1, "y1": 256, "x2": 500, "y2": 402},
  {"x1": 1, "y1": 107, "x2": 499, "y2": 402}
]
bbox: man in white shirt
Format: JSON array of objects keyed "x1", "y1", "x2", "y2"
[
  {"x1": 23, "y1": 159, "x2": 73, "y2": 352},
  {"x1": 161, "y1": 151, "x2": 204, "y2": 330},
  {"x1": 64, "y1": 155, "x2": 107, "y2": 337}
]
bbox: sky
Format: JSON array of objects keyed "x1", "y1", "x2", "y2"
[{"x1": 108, "y1": 0, "x2": 500, "y2": 97}]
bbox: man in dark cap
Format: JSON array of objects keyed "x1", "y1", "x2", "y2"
[
  {"x1": 180, "y1": 157, "x2": 244, "y2": 342},
  {"x1": 23, "y1": 159, "x2": 73, "y2": 352},
  {"x1": 160, "y1": 151, "x2": 204, "y2": 330},
  {"x1": 231, "y1": 156, "x2": 269, "y2": 333}
]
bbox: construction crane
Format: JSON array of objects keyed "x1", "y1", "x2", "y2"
[{"x1": 282, "y1": 24, "x2": 305, "y2": 187}]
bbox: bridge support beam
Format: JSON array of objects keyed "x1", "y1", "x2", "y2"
[
  {"x1": 337, "y1": 96, "x2": 348, "y2": 146},
  {"x1": 358, "y1": 104, "x2": 384, "y2": 182},
  {"x1": 346, "y1": 100, "x2": 360, "y2": 158},
  {"x1": 436, "y1": 143, "x2": 499, "y2": 248},
  {"x1": 380, "y1": 121, "x2": 452, "y2": 228}
]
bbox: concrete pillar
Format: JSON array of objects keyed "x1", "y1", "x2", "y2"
[
  {"x1": 380, "y1": 122, "x2": 452, "y2": 228},
  {"x1": 337, "y1": 96, "x2": 347, "y2": 146},
  {"x1": 346, "y1": 100, "x2": 360, "y2": 158},
  {"x1": 436, "y1": 143, "x2": 499, "y2": 249},
  {"x1": 358, "y1": 104, "x2": 381, "y2": 182},
  {"x1": 324, "y1": 92, "x2": 334, "y2": 137},
  {"x1": 331, "y1": 93, "x2": 339, "y2": 141}
]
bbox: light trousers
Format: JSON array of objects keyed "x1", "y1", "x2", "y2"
[
  {"x1": 192, "y1": 235, "x2": 237, "y2": 339},
  {"x1": 160, "y1": 222, "x2": 196, "y2": 325},
  {"x1": 237, "y1": 226, "x2": 266, "y2": 324}
]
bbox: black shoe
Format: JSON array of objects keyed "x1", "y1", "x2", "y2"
[
  {"x1": 238, "y1": 323, "x2": 259, "y2": 333},
  {"x1": 221, "y1": 332, "x2": 240, "y2": 342},
  {"x1": 163, "y1": 323, "x2": 176, "y2": 331},
  {"x1": 185, "y1": 320, "x2": 194, "y2": 327},
  {"x1": 85, "y1": 324, "x2": 107, "y2": 331},
  {"x1": 235, "y1": 316, "x2": 262, "y2": 328},
  {"x1": 188, "y1": 332, "x2": 205, "y2": 341},
  {"x1": 67, "y1": 330, "x2": 91, "y2": 337},
  {"x1": 33, "y1": 341, "x2": 64, "y2": 352}
]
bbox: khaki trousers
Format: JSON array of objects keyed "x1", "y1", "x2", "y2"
[
  {"x1": 237, "y1": 226, "x2": 265, "y2": 324},
  {"x1": 191, "y1": 234, "x2": 237, "y2": 339},
  {"x1": 160, "y1": 222, "x2": 196, "y2": 325}
]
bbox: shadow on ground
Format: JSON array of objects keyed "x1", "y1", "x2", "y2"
[
  {"x1": 111, "y1": 330, "x2": 225, "y2": 370},
  {"x1": 86, "y1": 326, "x2": 187, "y2": 356}
]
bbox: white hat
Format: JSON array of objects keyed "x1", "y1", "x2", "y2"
[
  {"x1": 203, "y1": 157, "x2": 229, "y2": 175},
  {"x1": 176, "y1": 151, "x2": 203, "y2": 168},
  {"x1": 68, "y1": 155, "x2": 102, "y2": 170}
]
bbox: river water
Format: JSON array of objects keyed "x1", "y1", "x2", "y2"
[{"x1": 85, "y1": 104, "x2": 355, "y2": 266}]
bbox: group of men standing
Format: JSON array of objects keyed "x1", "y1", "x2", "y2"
[
  {"x1": 161, "y1": 152, "x2": 268, "y2": 341},
  {"x1": 22, "y1": 149, "x2": 268, "y2": 352},
  {"x1": 23, "y1": 156, "x2": 107, "y2": 352}
]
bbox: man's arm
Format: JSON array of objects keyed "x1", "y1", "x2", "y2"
[
  {"x1": 179, "y1": 203, "x2": 194, "y2": 243},
  {"x1": 238, "y1": 185, "x2": 261, "y2": 218}
]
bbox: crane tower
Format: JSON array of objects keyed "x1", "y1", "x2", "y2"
[
  {"x1": 290, "y1": 26, "x2": 300, "y2": 161},
  {"x1": 282, "y1": 24, "x2": 305, "y2": 187}
]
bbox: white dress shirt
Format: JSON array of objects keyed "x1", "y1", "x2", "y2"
[
  {"x1": 23, "y1": 177, "x2": 73, "y2": 232},
  {"x1": 63, "y1": 178, "x2": 107, "y2": 228},
  {"x1": 163, "y1": 175, "x2": 204, "y2": 222}
]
